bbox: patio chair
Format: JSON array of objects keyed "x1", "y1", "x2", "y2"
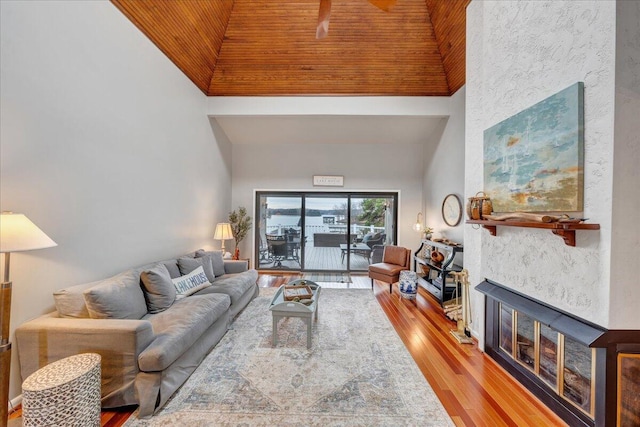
[
  {"x1": 370, "y1": 244, "x2": 385, "y2": 264},
  {"x1": 368, "y1": 245, "x2": 411, "y2": 293},
  {"x1": 363, "y1": 232, "x2": 386, "y2": 250},
  {"x1": 259, "y1": 235, "x2": 274, "y2": 265},
  {"x1": 266, "y1": 235, "x2": 287, "y2": 267}
]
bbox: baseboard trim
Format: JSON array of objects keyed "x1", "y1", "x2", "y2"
[{"x1": 8, "y1": 394, "x2": 22, "y2": 414}]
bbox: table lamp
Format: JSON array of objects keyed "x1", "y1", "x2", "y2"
[
  {"x1": 1, "y1": 212, "x2": 57, "y2": 425},
  {"x1": 213, "y1": 222, "x2": 233, "y2": 253}
]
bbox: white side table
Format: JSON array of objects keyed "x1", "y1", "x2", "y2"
[{"x1": 22, "y1": 353, "x2": 101, "y2": 427}]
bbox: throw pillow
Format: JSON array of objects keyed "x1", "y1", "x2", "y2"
[
  {"x1": 178, "y1": 256, "x2": 215, "y2": 283},
  {"x1": 140, "y1": 264, "x2": 176, "y2": 313},
  {"x1": 362, "y1": 232, "x2": 375, "y2": 242},
  {"x1": 161, "y1": 260, "x2": 181, "y2": 279},
  {"x1": 172, "y1": 266, "x2": 211, "y2": 299},
  {"x1": 196, "y1": 249, "x2": 225, "y2": 277},
  {"x1": 83, "y1": 270, "x2": 148, "y2": 319}
]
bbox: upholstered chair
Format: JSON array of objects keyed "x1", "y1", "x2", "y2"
[{"x1": 368, "y1": 245, "x2": 412, "y2": 293}]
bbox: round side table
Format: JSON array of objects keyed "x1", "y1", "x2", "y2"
[
  {"x1": 22, "y1": 353, "x2": 101, "y2": 427},
  {"x1": 399, "y1": 270, "x2": 418, "y2": 300}
]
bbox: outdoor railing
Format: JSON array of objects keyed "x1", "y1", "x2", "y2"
[{"x1": 264, "y1": 224, "x2": 384, "y2": 242}]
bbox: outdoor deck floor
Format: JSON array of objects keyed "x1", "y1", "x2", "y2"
[{"x1": 258, "y1": 245, "x2": 371, "y2": 271}]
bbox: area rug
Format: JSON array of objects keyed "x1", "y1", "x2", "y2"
[
  {"x1": 123, "y1": 288, "x2": 453, "y2": 426},
  {"x1": 302, "y1": 272, "x2": 351, "y2": 283}
]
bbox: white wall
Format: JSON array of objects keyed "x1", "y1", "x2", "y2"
[
  {"x1": 230, "y1": 141, "x2": 428, "y2": 257},
  {"x1": 0, "y1": 0, "x2": 231, "y2": 400},
  {"x1": 423, "y1": 87, "x2": 466, "y2": 245},
  {"x1": 466, "y1": 1, "x2": 639, "y2": 344},
  {"x1": 609, "y1": 0, "x2": 640, "y2": 328}
]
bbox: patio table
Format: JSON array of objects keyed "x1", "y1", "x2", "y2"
[{"x1": 339, "y1": 243, "x2": 372, "y2": 263}]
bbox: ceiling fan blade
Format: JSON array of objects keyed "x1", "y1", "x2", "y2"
[
  {"x1": 368, "y1": 0, "x2": 397, "y2": 12},
  {"x1": 316, "y1": 0, "x2": 331, "y2": 39}
]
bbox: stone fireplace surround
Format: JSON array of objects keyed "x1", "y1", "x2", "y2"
[{"x1": 477, "y1": 279, "x2": 640, "y2": 427}]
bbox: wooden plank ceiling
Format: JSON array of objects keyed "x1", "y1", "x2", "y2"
[{"x1": 111, "y1": 0, "x2": 470, "y2": 96}]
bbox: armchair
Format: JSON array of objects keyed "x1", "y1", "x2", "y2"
[{"x1": 368, "y1": 245, "x2": 411, "y2": 293}]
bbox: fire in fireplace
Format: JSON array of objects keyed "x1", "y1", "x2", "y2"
[{"x1": 477, "y1": 279, "x2": 640, "y2": 427}]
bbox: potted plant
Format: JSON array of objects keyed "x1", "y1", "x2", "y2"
[
  {"x1": 422, "y1": 226, "x2": 434, "y2": 240},
  {"x1": 228, "y1": 207, "x2": 252, "y2": 260}
]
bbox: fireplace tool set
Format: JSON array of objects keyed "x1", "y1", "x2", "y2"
[{"x1": 449, "y1": 269, "x2": 473, "y2": 344}]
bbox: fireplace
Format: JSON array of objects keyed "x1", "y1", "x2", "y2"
[{"x1": 477, "y1": 279, "x2": 640, "y2": 427}]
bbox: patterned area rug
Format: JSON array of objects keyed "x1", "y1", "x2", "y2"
[{"x1": 124, "y1": 288, "x2": 453, "y2": 426}]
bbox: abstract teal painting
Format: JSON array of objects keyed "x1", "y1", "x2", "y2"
[{"x1": 484, "y1": 83, "x2": 584, "y2": 212}]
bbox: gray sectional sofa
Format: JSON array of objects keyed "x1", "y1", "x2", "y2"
[{"x1": 15, "y1": 249, "x2": 259, "y2": 418}]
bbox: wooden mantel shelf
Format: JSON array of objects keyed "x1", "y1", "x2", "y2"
[{"x1": 466, "y1": 219, "x2": 600, "y2": 247}]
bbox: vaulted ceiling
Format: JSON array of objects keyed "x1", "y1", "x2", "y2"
[{"x1": 111, "y1": 0, "x2": 470, "y2": 97}]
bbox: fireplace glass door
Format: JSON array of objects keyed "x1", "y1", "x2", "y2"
[
  {"x1": 498, "y1": 303, "x2": 595, "y2": 419},
  {"x1": 562, "y1": 335, "x2": 595, "y2": 415},
  {"x1": 499, "y1": 304, "x2": 513, "y2": 355},
  {"x1": 516, "y1": 312, "x2": 536, "y2": 371},
  {"x1": 538, "y1": 324, "x2": 559, "y2": 390}
]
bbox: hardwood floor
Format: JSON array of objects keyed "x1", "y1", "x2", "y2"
[{"x1": 10, "y1": 273, "x2": 565, "y2": 427}]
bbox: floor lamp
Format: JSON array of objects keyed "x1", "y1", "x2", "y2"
[{"x1": 1, "y1": 212, "x2": 57, "y2": 426}]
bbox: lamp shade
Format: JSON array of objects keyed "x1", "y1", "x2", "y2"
[
  {"x1": 213, "y1": 223, "x2": 233, "y2": 241},
  {"x1": 0, "y1": 212, "x2": 57, "y2": 253}
]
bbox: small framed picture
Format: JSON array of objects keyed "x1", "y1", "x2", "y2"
[{"x1": 313, "y1": 175, "x2": 344, "y2": 187}]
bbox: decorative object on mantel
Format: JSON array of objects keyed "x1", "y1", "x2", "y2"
[
  {"x1": 449, "y1": 269, "x2": 472, "y2": 344},
  {"x1": 466, "y1": 191, "x2": 493, "y2": 220},
  {"x1": 484, "y1": 212, "x2": 586, "y2": 223},
  {"x1": 484, "y1": 82, "x2": 585, "y2": 213},
  {"x1": 228, "y1": 207, "x2": 252, "y2": 260}
]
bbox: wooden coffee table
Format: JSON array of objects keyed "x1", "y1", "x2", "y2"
[{"x1": 269, "y1": 280, "x2": 321, "y2": 349}]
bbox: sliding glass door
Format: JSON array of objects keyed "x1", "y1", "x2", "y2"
[{"x1": 256, "y1": 192, "x2": 397, "y2": 273}]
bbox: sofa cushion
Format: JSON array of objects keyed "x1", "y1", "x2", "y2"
[
  {"x1": 195, "y1": 269, "x2": 258, "y2": 307},
  {"x1": 138, "y1": 293, "x2": 231, "y2": 371},
  {"x1": 178, "y1": 256, "x2": 215, "y2": 283},
  {"x1": 53, "y1": 281, "x2": 98, "y2": 318},
  {"x1": 140, "y1": 264, "x2": 176, "y2": 314},
  {"x1": 83, "y1": 270, "x2": 148, "y2": 319},
  {"x1": 369, "y1": 262, "x2": 407, "y2": 277},
  {"x1": 172, "y1": 266, "x2": 211, "y2": 299},
  {"x1": 196, "y1": 250, "x2": 225, "y2": 277}
]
